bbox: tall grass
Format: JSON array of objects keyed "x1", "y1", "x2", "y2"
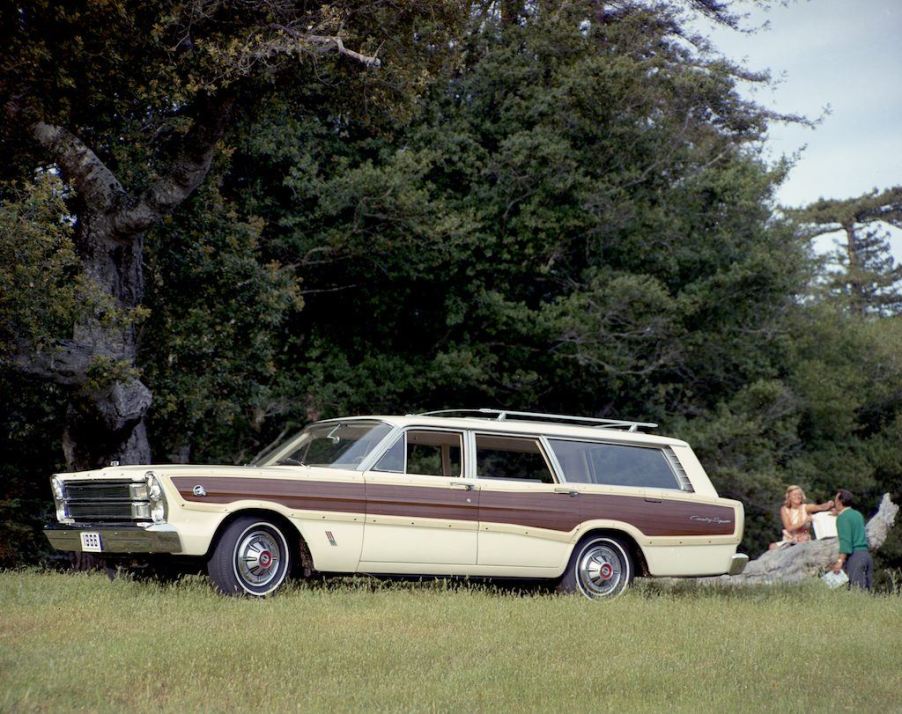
[{"x1": 1, "y1": 570, "x2": 899, "y2": 713}]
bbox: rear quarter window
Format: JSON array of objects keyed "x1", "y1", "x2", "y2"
[{"x1": 548, "y1": 439, "x2": 680, "y2": 489}]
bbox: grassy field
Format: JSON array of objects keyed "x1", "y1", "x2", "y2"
[{"x1": 1, "y1": 570, "x2": 900, "y2": 713}]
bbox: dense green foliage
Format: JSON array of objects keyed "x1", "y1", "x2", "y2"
[
  {"x1": 0, "y1": 0, "x2": 462, "y2": 161},
  {"x1": 1, "y1": 2, "x2": 900, "y2": 569},
  {"x1": 0, "y1": 175, "x2": 80, "y2": 356}
]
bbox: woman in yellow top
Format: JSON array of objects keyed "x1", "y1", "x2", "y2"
[{"x1": 768, "y1": 485, "x2": 834, "y2": 550}]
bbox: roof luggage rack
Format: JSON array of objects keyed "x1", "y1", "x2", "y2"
[{"x1": 415, "y1": 408, "x2": 657, "y2": 432}]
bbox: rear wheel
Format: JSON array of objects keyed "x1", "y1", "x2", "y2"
[
  {"x1": 207, "y1": 516, "x2": 292, "y2": 596},
  {"x1": 558, "y1": 535, "x2": 633, "y2": 600}
]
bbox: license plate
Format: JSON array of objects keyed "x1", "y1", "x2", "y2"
[{"x1": 80, "y1": 532, "x2": 103, "y2": 552}]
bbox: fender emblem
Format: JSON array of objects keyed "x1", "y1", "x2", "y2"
[{"x1": 192, "y1": 485, "x2": 207, "y2": 497}]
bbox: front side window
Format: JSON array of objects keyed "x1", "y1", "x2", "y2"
[
  {"x1": 373, "y1": 430, "x2": 463, "y2": 477},
  {"x1": 266, "y1": 420, "x2": 393, "y2": 469},
  {"x1": 548, "y1": 439, "x2": 679, "y2": 489},
  {"x1": 475, "y1": 434, "x2": 555, "y2": 484}
]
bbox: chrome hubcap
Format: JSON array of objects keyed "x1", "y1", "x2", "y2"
[
  {"x1": 577, "y1": 544, "x2": 624, "y2": 598},
  {"x1": 236, "y1": 529, "x2": 282, "y2": 587}
]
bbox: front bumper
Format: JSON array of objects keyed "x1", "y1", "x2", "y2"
[
  {"x1": 728, "y1": 553, "x2": 749, "y2": 576},
  {"x1": 44, "y1": 524, "x2": 182, "y2": 554}
]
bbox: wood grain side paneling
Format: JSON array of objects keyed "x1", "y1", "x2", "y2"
[{"x1": 171, "y1": 476, "x2": 735, "y2": 537}]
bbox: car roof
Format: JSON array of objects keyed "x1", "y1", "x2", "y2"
[{"x1": 315, "y1": 413, "x2": 687, "y2": 448}]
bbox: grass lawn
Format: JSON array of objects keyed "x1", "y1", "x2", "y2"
[{"x1": 1, "y1": 570, "x2": 899, "y2": 713}]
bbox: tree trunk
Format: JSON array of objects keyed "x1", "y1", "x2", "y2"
[
  {"x1": 843, "y1": 221, "x2": 867, "y2": 317},
  {"x1": 63, "y1": 384, "x2": 153, "y2": 470},
  {"x1": 23, "y1": 102, "x2": 234, "y2": 470},
  {"x1": 62, "y1": 213, "x2": 153, "y2": 470}
]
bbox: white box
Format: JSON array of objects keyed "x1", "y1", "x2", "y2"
[{"x1": 811, "y1": 512, "x2": 837, "y2": 540}]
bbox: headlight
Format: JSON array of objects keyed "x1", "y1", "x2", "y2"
[
  {"x1": 145, "y1": 471, "x2": 163, "y2": 501},
  {"x1": 144, "y1": 471, "x2": 167, "y2": 524},
  {"x1": 151, "y1": 500, "x2": 166, "y2": 524},
  {"x1": 50, "y1": 477, "x2": 68, "y2": 522}
]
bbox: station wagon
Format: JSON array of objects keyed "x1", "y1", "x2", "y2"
[{"x1": 45, "y1": 409, "x2": 749, "y2": 599}]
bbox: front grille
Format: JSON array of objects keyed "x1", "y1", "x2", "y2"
[
  {"x1": 67, "y1": 502, "x2": 136, "y2": 521},
  {"x1": 62, "y1": 479, "x2": 147, "y2": 524},
  {"x1": 65, "y1": 481, "x2": 135, "y2": 501}
]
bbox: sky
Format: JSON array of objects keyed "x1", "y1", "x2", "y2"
[{"x1": 696, "y1": 0, "x2": 902, "y2": 260}]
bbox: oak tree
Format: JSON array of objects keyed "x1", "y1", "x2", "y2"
[{"x1": 0, "y1": 0, "x2": 461, "y2": 469}]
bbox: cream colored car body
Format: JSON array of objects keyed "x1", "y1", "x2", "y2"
[{"x1": 46, "y1": 413, "x2": 748, "y2": 584}]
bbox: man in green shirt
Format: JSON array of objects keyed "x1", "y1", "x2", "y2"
[{"x1": 831, "y1": 489, "x2": 872, "y2": 590}]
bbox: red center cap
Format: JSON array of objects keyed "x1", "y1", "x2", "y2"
[
  {"x1": 258, "y1": 550, "x2": 273, "y2": 569},
  {"x1": 599, "y1": 563, "x2": 614, "y2": 580}
]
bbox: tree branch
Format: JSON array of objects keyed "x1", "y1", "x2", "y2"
[
  {"x1": 304, "y1": 34, "x2": 382, "y2": 68},
  {"x1": 31, "y1": 122, "x2": 126, "y2": 216},
  {"x1": 32, "y1": 100, "x2": 233, "y2": 243},
  {"x1": 112, "y1": 93, "x2": 237, "y2": 236},
  {"x1": 789, "y1": 186, "x2": 902, "y2": 232},
  {"x1": 794, "y1": 223, "x2": 844, "y2": 240},
  {"x1": 269, "y1": 25, "x2": 382, "y2": 68}
]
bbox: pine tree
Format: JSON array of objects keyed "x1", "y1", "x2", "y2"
[{"x1": 791, "y1": 187, "x2": 902, "y2": 316}]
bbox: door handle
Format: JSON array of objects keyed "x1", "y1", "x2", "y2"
[
  {"x1": 450, "y1": 481, "x2": 474, "y2": 491},
  {"x1": 553, "y1": 486, "x2": 579, "y2": 497}
]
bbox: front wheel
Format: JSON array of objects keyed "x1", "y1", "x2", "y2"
[
  {"x1": 207, "y1": 516, "x2": 293, "y2": 596},
  {"x1": 558, "y1": 535, "x2": 633, "y2": 600}
]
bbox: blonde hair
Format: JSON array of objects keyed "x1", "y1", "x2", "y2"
[{"x1": 783, "y1": 485, "x2": 806, "y2": 508}]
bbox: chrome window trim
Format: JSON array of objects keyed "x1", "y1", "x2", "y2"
[
  {"x1": 464, "y1": 430, "x2": 477, "y2": 479},
  {"x1": 539, "y1": 435, "x2": 567, "y2": 484}
]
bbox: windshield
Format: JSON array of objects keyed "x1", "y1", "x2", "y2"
[{"x1": 257, "y1": 420, "x2": 394, "y2": 469}]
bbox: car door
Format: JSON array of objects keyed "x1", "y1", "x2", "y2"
[
  {"x1": 474, "y1": 433, "x2": 574, "y2": 568},
  {"x1": 361, "y1": 428, "x2": 479, "y2": 567}
]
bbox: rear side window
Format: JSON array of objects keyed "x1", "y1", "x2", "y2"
[
  {"x1": 548, "y1": 440, "x2": 680, "y2": 489},
  {"x1": 475, "y1": 434, "x2": 555, "y2": 484}
]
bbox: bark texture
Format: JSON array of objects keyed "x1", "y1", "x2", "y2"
[{"x1": 23, "y1": 99, "x2": 234, "y2": 471}]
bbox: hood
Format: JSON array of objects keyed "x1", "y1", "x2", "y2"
[{"x1": 56, "y1": 463, "x2": 258, "y2": 480}]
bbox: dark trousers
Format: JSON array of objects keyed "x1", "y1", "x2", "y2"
[{"x1": 844, "y1": 550, "x2": 873, "y2": 591}]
